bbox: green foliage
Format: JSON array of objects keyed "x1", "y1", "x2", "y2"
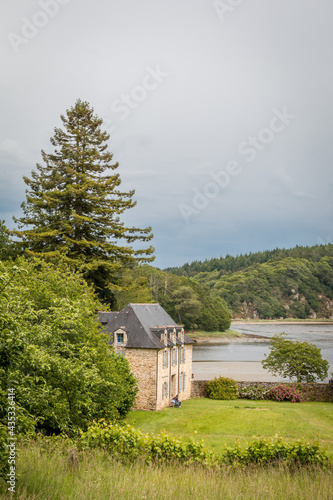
[
  {"x1": 222, "y1": 435, "x2": 330, "y2": 466},
  {"x1": 262, "y1": 333, "x2": 329, "y2": 383},
  {"x1": 166, "y1": 245, "x2": 333, "y2": 319},
  {"x1": 3, "y1": 441, "x2": 333, "y2": 500},
  {"x1": 0, "y1": 220, "x2": 17, "y2": 260},
  {"x1": 120, "y1": 265, "x2": 231, "y2": 331},
  {"x1": 171, "y1": 285, "x2": 202, "y2": 325},
  {"x1": 12, "y1": 100, "x2": 154, "y2": 304},
  {"x1": 238, "y1": 384, "x2": 269, "y2": 400},
  {"x1": 78, "y1": 420, "x2": 215, "y2": 465},
  {"x1": 267, "y1": 385, "x2": 304, "y2": 402},
  {"x1": 71, "y1": 422, "x2": 333, "y2": 469},
  {"x1": 0, "y1": 258, "x2": 137, "y2": 437},
  {"x1": 167, "y1": 244, "x2": 333, "y2": 276},
  {"x1": 207, "y1": 377, "x2": 238, "y2": 400}
]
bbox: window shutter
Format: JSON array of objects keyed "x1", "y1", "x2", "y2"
[
  {"x1": 183, "y1": 372, "x2": 186, "y2": 391},
  {"x1": 166, "y1": 382, "x2": 169, "y2": 398},
  {"x1": 179, "y1": 372, "x2": 182, "y2": 392},
  {"x1": 162, "y1": 384, "x2": 164, "y2": 399},
  {"x1": 184, "y1": 346, "x2": 186, "y2": 363},
  {"x1": 166, "y1": 351, "x2": 169, "y2": 367}
]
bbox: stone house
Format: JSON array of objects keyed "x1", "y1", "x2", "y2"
[{"x1": 98, "y1": 303, "x2": 195, "y2": 411}]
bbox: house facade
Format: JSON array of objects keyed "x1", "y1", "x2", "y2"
[{"x1": 98, "y1": 303, "x2": 195, "y2": 410}]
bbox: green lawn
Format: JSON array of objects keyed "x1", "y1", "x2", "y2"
[
  {"x1": 186, "y1": 329, "x2": 242, "y2": 339},
  {"x1": 126, "y1": 399, "x2": 333, "y2": 453}
]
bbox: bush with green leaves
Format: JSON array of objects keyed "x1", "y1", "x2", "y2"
[
  {"x1": 267, "y1": 385, "x2": 304, "y2": 402},
  {"x1": 0, "y1": 258, "x2": 137, "y2": 437},
  {"x1": 238, "y1": 384, "x2": 269, "y2": 400},
  {"x1": 207, "y1": 377, "x2": 238, "y2": 400},
  {"x1": 76, "y1": 422, "x2": 332, "y2": 468},
  {"x1": 78, "y1": 420, "x2": 215, "y2": 465},
  {"x1": 222, "y1": 435, "x2": 330, "y2": 466}
]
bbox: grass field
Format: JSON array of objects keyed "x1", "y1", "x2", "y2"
[
  {"x1": 126, "y1": 399, "x2": 333, "y2": 452},
  {"x1": 1, "y1": 442, "x2": 333, "y2": 500},
  {"x1": 1, "y1": 439, "x2": 333, "y2": 500},
  {"x1": 186, "y1": 329, "x2": 242, "y2": 339},
  {"x1": 1, "y1": 399, "x2": 332, "y2": 499}
]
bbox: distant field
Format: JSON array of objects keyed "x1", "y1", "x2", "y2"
[
  {"x1": 126, "y1": 399, "x2": 333, "y2": 453},
  {"x1": 186, "y1": 329, "x2": 242, "y2": 339}
]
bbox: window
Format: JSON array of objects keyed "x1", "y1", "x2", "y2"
[
  {"x1": 117, "y1": 333, "x2": 124, "y2": 344},
  {"x1": 171, "y1": 348, "x2": 177, "y2": 366},
  {"x1": 162, "y1": 381, "x2": 168, "y2": 399},
  {"x1": 163, "y1": 350, "x2": 169, "y2": 369}
]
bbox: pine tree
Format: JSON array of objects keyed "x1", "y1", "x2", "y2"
[{"x1": 13, "y1": 100, "x2": 154, "y2": 303}]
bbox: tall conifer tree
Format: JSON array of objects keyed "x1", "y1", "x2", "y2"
[{"x1": 13, "y1": 100, "x2": 154, "y2": 303}]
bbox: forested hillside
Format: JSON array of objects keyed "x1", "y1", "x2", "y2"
[
  {"x1": 114, "y1": 265, "x2": 231, "y2": 331},
  {"x1": 166, "y1": 245, "x2": 333, "y2": 320}
]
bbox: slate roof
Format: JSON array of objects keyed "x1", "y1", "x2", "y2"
[{"x1": 98, "y1": 303, "x2": 196, "y2": 349}]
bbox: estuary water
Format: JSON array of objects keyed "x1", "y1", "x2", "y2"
[{"x1": 192, "y1": 323, "x2": 333, "y2": 382}]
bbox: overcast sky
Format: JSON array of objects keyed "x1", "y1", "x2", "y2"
[{"x1": 1, "y1": 1, "x2": 333, "y2": 268}]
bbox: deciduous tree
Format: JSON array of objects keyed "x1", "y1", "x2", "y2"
[
  {"x1": 0, "y1": 258, "x2": 138, "y2": 436},
  {"x1": 262, "y1": 333, "x2": 329, "y2": 383}
]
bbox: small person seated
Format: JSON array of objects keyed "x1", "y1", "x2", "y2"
[{"x1": 172, "y1": 394, "x2": 181, "y2": 407}]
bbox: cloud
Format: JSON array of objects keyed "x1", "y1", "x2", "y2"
[
  {"x1": 274, "y1": 170, "x2": 317, "y2": 199},
  {"x1": 1, "y1": 0, "x2": 333, "y2": 267}
]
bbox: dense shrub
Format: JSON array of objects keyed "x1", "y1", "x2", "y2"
[
  {"x1": 78, "y1": 420, "x2": 215, "y2": 465},
  {"x1": 222, "y1": 435, "x2": 330, "y2": 466},
  {"x1": 207, "y1": 377, "x2": 238, "y2": 400},
  {"x1": 267, "y1": 385, "x2": 304, "y2": 402},
  {"x1": 77, "y1": 422, "x2": 331, "y2": 469},
  {"x1": 238, "y1": 384, "x2": 269, "y2": 400},
  {"x1": 0, "y1": 259, "x2": 138, "y2": 437}
]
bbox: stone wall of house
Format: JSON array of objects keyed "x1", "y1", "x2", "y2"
[
  {"x1": 125, "y1": 348, "x2": 158, "y2": 411},
  {"x1": 155, "y1": 344, "x2": 193, "y2": 410},
  {"x1": 191, "y1": 380, "x2": 333, "y2": 402},
  {"x1": 156, "y1": 348, "x2": 171, "y2": 411},
  {"x1": 179, "y1": 344, "x2": 193, "y2": 402}
]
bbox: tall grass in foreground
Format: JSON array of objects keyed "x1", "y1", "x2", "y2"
[{"x1": 1, "y1": 442, "x2": 333, "y2": 500}]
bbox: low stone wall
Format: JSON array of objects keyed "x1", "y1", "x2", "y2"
[{"x1": 191, "y1": 380, "x2": 333, "y2": 402}]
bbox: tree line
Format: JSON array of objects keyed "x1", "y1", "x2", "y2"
[
  {"x1": 166, "y1": 244, "x2": 333, "y2": 277},
  {"x1": 175, "y1": 254, "x2": 333, "y2": 319}
]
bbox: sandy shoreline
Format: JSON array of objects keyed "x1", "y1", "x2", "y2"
[
  {"x1": 192, "y1": 334, "x2": 271, "y2": 344},
  {"x1": 231, "y1": 320, "x2": 333, "y2": 325},
  {"x1": 192, "y1": 361, "x2": 289, "y2": 382}
]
